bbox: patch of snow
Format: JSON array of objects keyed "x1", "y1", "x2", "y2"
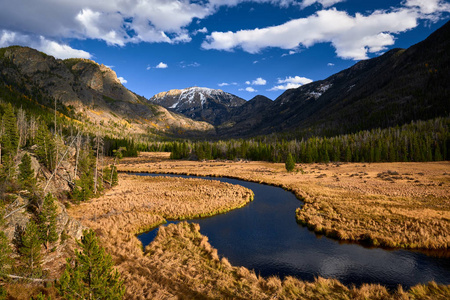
[
  {"x1": 169, "y1": 101, "x2": 180, "y2": 109},
  {"x1": 348, "y1": 84, "x2": 355, "y2": 92},
  {"x1": 308, "y1": 83, "x2": 332, "y2": 100}
]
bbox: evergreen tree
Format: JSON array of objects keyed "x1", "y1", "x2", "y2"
[
  {"x1": 38, "y1": 193, "x2": 58, "y2": 250},
  {"x1": 2, "y1": 103, "x2": 19, "y2": 157},
  {"x1": 18, "y1": 153, "x2": 36, "y2": 191},
  {"x1": 434, "y1": 143, "x2": 443, "y2": 161},
  {"x1": 35, "y1": 123, "x2": 56, "y2": 172},
  {"x1": 19, "y1": 219, "x2": 42, "y2": 277},
  {"x1": 285, "y1": 153, "x2": 295, "y2": 172},
  {"x1": 73, "y1": 148, "x2": 95, "y2": 202},
  {"x1": 58, "y1": 230, "x2": 125, "y2": 300}
]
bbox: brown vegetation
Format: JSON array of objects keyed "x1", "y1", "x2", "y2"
[
  {"x1": 119, "y1": 152, "x2": 450, "y2": 250},
  {"x1": 64, "y1": 153, "x2": 449, "y2": 299},
  {"x1": 68, "y1": 174, "x2": 254, "y2": 298}
]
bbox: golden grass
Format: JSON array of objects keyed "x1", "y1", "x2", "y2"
[
  {"x1": 68, "y1": 174, "x2": 254, "y2": 299},
  {"x1": 118, "y1": 152, "x2": 450, "y2": 250},
  {"x1": 64, "y1": 157, "x2": 450, "y2": 299}
]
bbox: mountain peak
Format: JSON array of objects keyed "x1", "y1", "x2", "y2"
[{"x1": 149, "y1": 87, "x2": 246, "y2": 125}]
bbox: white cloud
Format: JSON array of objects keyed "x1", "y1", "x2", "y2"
[
  {"x1": 0, "y1": 30, "x2": 91, "y2": 59},
  {"x1": 202, "y1": 1, "x2": 449, "y2": 60},
  {"x1": 194, "y1": 27, "x2": 208, "y2": 35},
  {"x1": 327, "y1": 62, "x2": 335, "y2": 66},
  {"x1": 248, "y1": 77, "x2": 267, "y2": 85},
  {"x1": 269, "y1": 76, "x2": 313, "y2": 91},
  {"x1": 219, "y1": 82, "x2": 237, "y2": 86},
  {"x1": 155, "y1": 62, "x2": 168, "y2": 69},
  {"x1": 179, "y1": 61, "x2": 200, "y2": 68},
  {"x1": 239, "y1": 87, "x2": 257, "y2": 92},
  {"x1": 404, "y1": 0, "x2": 450, "y2": 15},
  {"x1": 118, "y1": 76, "x2": 127, "y2": 84},
  {"x1": 300, "y1": 0, "x2": 345, "y2": 9}
]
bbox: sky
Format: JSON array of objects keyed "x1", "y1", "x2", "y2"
[{"x1": 0, "y1": 1, "x2": 449, "y2": 100}]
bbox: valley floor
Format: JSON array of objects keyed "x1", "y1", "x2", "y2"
[
  {"x1": 119, "y1": 152, "x2": 450, "y2": 251},
  {"x1": 67, "y1": 152, "x2": 449, "y2": 299}
]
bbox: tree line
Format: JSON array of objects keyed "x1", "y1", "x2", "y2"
[
  {"x1": 0, "y1": 101, "x2": 124, "y2": 298},
  {"x1": 167, "y1": 117, "x2": 449, "y2": 164}
]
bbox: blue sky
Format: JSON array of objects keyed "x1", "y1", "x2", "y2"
[{"x1": 0, "y1": 0, "x2": 449, "y2": 100}]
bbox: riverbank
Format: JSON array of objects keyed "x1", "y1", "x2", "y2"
[
  {"x1": 68, "y1": 174, "x2": 254, "y2": 298},
  {"x1": 118, "y1": 152, "x2": 449, "y2": 251},
  {"x1": 68, "y1": 156, "x2": 450, "y2": 298}
]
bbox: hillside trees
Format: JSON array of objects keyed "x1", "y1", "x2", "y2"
[
  {"x1": 58, "y1": 230, "x2": 125, "y2": 299},
  {"x1": 18, "y1": 219, "x2": 43, "y2": 278},
  {"x1": 18, "y1": 153, "x2": 36, "y2": 192},
  {"x1": 38, "y1": 193, "x2": 58, "y2": 250}
]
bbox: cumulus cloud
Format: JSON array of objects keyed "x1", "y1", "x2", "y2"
[
  {"x1": 118, "y1": 77, "x2": 127, "y2": 84},
  {"x1": 327, "y1": 62, "x2": 335, "y2": 66},
  {"x1": 239, "y1": 87, "x2": 257, "y2": 92},
  {"x1": 202, "y1": 0, "x2": 450, "y2": 60},
  {"x1": 0, "y1": 0, "x2": 309, "y2": 52},
  {"x1": 404, "y1": 0, "x2": 450, "y2": 15},
  {"x1": 0, "y1": 30, "x2": 91, "y2": 59},
  {"x1": 247, "y1": 77, "x2": 267, "y2": 85},
  {"x1": 155, "y1": 62, "x2": 168, "y2": 69},
  {"x1": 269, "y1": 76, "x2": 313, "y2": 91}
]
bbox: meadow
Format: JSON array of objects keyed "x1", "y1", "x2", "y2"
[
  {"x1": 119, "y1": 152, "x2": 450, "y2": 250},
  {"x1": 63, "y1": 152, "x2": 450, "y2": 298}
]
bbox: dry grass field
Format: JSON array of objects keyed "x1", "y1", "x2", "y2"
[
  {"x1": 118, "y1": 152, "x2": 450, "y2": 251},
  {"x1": 65, "y1": 152, "x2": 449, "y2": 299}
]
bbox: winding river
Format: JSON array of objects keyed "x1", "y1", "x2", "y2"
[{"x1": 137, "y1": 173, "x2": 450, "y2": 289}]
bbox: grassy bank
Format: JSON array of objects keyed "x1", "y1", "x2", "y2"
[
  {"x1": 68, "y1": 174, "x2": 254, "y2": 298},
  {"x1": 118, "y1": 152, "x2": 449, "y2": 251},
  {"x1": 68, "y1": 161, "x2": 449, "y2": 298}
]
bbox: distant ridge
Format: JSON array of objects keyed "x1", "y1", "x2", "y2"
[{"x1": 220, "y1": 20, "x2": 450, "y2": 137}]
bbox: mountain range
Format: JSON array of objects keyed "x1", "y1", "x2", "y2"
[{"x1": 0, "y1": 20, "x2": 449, "y2": 139}]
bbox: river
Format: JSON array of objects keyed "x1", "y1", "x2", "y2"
[{"x1": 137, "y1": 173, "x2": 450, "y2": 289}]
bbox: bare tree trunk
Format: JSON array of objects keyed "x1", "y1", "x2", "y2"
[
  {"x1": 94, "y1": 134, "x2": 99, "y2": 194},
  {"x1": 74, "y1": 134, "x2": 81, "y2": 179}
]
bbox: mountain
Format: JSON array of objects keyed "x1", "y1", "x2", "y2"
[
  {"x1": 222, "y1": 20, "x2": 450, "y2": 137},
  {"x1": 0, "y1": 46, "x2": 214, "y2": 137},
  {"x1": 149, "y1": 87, "x2": 246, "y2": 125},
  {"x1": 218, "y1": 95, "x2": 273, "y2": 135}
]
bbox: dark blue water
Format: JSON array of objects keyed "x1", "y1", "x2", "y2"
[{"x1": 137, "y1": 173, "x2": 450, "y2": 289}]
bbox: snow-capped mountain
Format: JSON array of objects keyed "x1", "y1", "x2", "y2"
[{"x1": 149, "y1": 87, "x2": 246, "y2": 125}]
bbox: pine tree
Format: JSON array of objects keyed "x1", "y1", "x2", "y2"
[
  {"x1": 35, "y1": 123, "x2": 56, "y2": 172},
  {"x1": 73, "y1": 147, "x2": 95, "y2": 202},
  {"x1": 58, "y1": 230, "x2": 125, "y2": 299},
  {"x1": 38, "y1": 193, "x2": 58, "y2": 250},
  {"x1": 2, "y1": 103, "x2": 19, "y2": 158},
  {"x1": 19, "y1": 219, "x2": 42, "y2": 277},
  {"x1": 18, "y1": 153, "x2": 36, "y2": 191},
  {"x1": 285, "y1": 153, "x2": 295, "y2": 172}
]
